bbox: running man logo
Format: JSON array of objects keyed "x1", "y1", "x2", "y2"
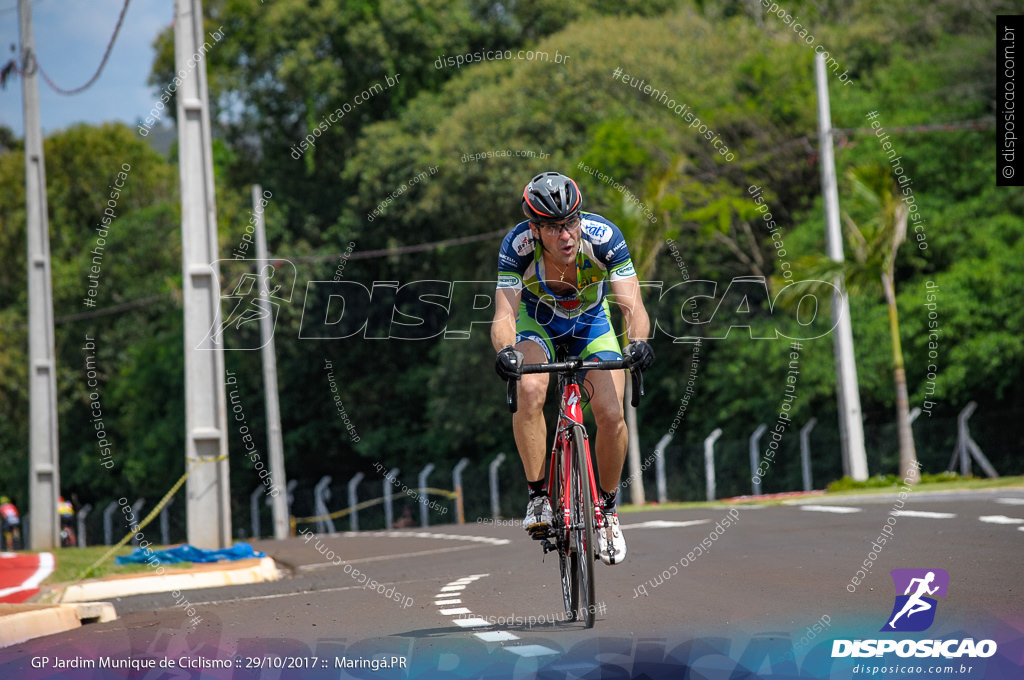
[
  {"x1": 199, "y1": 259, "x2": 297, "y2": 351},
  {"x1": 881, "y1": 568, "x2": 949, "y2": 632}
]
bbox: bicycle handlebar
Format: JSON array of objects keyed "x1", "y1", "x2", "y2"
[{"x1": 506, "y1": 356, "x2": 645, "y2": 413}]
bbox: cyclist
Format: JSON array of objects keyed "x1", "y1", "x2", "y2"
[
  {"x1": 1, "y1": 495, "x2": 21, "y2": 551},
  {"x1": 491, "y1": 171, "x2": 654, "y2": 565},
  {"x1": 58, "y1": 496, "x2": 76, "y2": 547}
]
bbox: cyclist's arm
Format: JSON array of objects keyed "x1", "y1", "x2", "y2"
[
  {"x1": 609, "y1": 275, "x2": 651, "y2": 343},
  {"x1": 491, "y1": 287, "x2": 521, "y2": 352}
]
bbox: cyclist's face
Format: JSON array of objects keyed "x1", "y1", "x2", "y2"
[{"x1": 531, "y1": 214, "x2": 581, "y2": 264}]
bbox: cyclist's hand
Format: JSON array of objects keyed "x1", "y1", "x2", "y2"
[
  {"x1": 495, "y1": 345, "x2": 525, "y2": 380},
  {"x1": 625, "y1": 341, "x2": 654, "y2": 371}
]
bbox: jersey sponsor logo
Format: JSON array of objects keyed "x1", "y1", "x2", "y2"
[
  {"x1": 497, "y1": 274, "x2": 521, "y2": 288},
  {"x1": 511, "y1": 230, "x2": 534, "y2": 256},
  {"x1": 498, "y1": 253, "x2": 518, "y2": 267},
  {"x1": 582, "y1": 221, "x2": 612, "y2": 244},
  {"x1": 613, "y1": 262, "x2": 636, "y2": 278}
]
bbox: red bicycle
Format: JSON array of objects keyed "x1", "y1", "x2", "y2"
[{"x1": 506, "y1": 348, "x2": 643, "y2": 628}]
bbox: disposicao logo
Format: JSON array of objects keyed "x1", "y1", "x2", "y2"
[
  {"x1": 882, "y1": 568, "x2": 949, "y2": 632},
  {"x1": 832, "y1": 568, "x2": 998, "y2": 659}
]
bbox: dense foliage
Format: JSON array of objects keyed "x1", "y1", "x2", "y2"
[{"x1": 1, "y1": 0, "x2": 1019, "y2": 541}]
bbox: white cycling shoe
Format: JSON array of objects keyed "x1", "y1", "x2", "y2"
[
  {"x1": 523, "y1": 496, "x2": 553, "y2": 537},
  {"x1": 596, "y1": 512, "x2": 626, "y2": 565}
]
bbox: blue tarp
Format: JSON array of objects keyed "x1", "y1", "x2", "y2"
[{"x1": 115, "y1": 542, "x2": 266, "y2": 565}]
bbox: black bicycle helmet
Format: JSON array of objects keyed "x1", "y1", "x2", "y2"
[{"x1": 522, "y1": 172, "x2": 582, "y2": 221}]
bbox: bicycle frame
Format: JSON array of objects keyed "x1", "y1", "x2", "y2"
[
  {"x1": 547, "y1": 380, "x2": 603, "y2": 550},
  {"x1": 506, "y1": 353, "x2": 643, "y2": 627}
]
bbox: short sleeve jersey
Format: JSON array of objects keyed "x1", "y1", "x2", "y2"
[{"x1": 496, "y1": 213, "x2": 636, "y2": 319}]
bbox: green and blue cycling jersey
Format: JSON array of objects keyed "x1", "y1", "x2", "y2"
[{"x1": 496, "y1": 213, "x2": 636, "y2": 361}]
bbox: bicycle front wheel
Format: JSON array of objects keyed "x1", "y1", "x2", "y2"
[
  {"x1": 551, "y1": 442, "x2": 576, "y2": 621},
  {"x1": 569, "y1": 423, "x2": 596, "y2": 628}
]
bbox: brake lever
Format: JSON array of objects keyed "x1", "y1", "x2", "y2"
[
  {"x1": 630, "y1": 367, "x2": 644, "y2": 408},
  {"x1": 507, "y1": 377, "x2": 519, "y2": 414}
]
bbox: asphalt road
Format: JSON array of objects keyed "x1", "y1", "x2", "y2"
[{"x1": 2, "y1": 487, "x2": 1022, "y2": 679}]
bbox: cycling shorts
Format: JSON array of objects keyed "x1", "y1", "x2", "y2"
[{"x1": 516, "y1": 299, "x2": 622, "y2": 362}]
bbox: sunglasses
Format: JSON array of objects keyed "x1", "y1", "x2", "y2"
[{"x1": 532, "y1": 214, "x2": 581, "y2": 235}]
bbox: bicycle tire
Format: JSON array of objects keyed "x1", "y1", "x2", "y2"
[
  {"x1": 551, "y1": 442, "x2": 576, "y2": 620},
  {"x1": 570, "y1": 423, "x2": 596, "y2": 628}
]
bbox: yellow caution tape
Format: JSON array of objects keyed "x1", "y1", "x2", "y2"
[{"x1": 72, "y1": 454, "x2": 229, "y2": 583}]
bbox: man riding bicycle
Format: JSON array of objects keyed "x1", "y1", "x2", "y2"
[{"x1": 491, "y1": 171, "x2": 654, "y2": 565}]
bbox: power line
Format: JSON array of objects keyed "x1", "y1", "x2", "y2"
[
  {"x1": 42, "y1": 117, "x2": 996, "y2": 323},
  {"x1": 54, "y1": 293, "x2": 174, "y2": 324},
  {"x1": 48, "y1": 230, "x2": 509, "y2": 323},
  {"x1": 20, "y1": 0, "x2": 131, "y2": 95},
  {"x1": 289, "y1": 228, "x2": 508, "y2": 263}
]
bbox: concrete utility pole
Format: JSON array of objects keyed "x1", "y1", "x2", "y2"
[
  {"x1": 20, "y1": 0, "x2": 60, "y2": 550},
  {"x1": 252, "y1": 185, "x2": 289, "y2": 540},
  {"x1": 176, "y1": 0, "x2": 231, "y2": 548},
  {"x1": 815, "y1": 53, "x2": 869, "y2": 481},
  {"x1": 624, "y1": 380, "x2": 645, "y2": 505}
]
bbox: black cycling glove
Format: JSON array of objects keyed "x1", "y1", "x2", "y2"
[
  {"x1": 495, "y1": 345, "x2": 525, "y2": 380},
  {"x1": 624, "y1": 340, "x2": 655, "y2": 372}
]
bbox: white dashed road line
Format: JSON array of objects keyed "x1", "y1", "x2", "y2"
[
  {"x1": 474, "y1": 631, "x2": 519, "y2": 642},
  {"x1": 891, "y1": 510, "x2": 956, "y2": 519},
  {"x1": 432, "y1": 573, "x2": 563, "y2": 658},
  {"x1": 504, "y1": 645, "x2": 561, "y2": 658},
  {"x1": 800, "y1": 505, "x2": 862, "y2": 514},
  {"x1": 433, "y1": 574, "x2": 502, "y2": 635},
  {"x1": 621, "y1": 520, "x2": 711, "y2": 530},
  {"x1": 343, "y1": 530, "x2": 510, "y2": 546},
  {"x1": 979, "y1": 515, "x2": 1024, "y2": 525}
]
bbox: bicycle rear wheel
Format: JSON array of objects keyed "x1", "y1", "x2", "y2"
[{"x1": 569, "y1": 423, "x2": 596, "y2": 628}]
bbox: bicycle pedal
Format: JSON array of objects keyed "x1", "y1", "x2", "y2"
[{"x1": 528, "y1": 526, "x2": 549, "y2": 540}]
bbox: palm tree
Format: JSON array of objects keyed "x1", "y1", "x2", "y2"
[{"x1": 778, "y1": 163, "x2": 920, "y2": 483}]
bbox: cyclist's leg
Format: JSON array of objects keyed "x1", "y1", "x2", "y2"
[
  {"x1": 515, "y1": 304, "x2": 556, "y2": 533},
  {"x1": 514, "y1": 303, "x2": 557, "y2": 482}
]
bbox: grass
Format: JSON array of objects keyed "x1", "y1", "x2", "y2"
[
  {"x1": 24, "y1": 545, "x2": 195, "y2": 587},
  {"x1": 619, "y1": 474, "x2": 1024, "y2": 512}
]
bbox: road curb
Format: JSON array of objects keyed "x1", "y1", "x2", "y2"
[
  {"x1": 0, "y1": 557, "x2": 280, "y2": 648},
  {"x1": 59, "y1": 556, "x2": 280, "y2": 603},
  {"x1": 0, "y1": 601, "x2": 116, "y2": 648}
]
